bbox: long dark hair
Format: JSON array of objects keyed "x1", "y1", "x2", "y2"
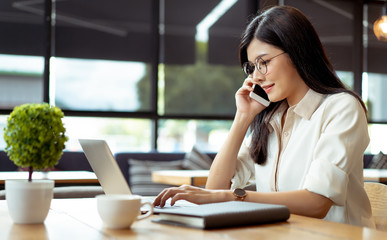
[{"x1": 239, "y1": 5, "x2": 366, "y2": 165}]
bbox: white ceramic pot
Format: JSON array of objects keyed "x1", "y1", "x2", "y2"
[{"x1": 5, "y1": 179, "x2": 54, "y2": 224}]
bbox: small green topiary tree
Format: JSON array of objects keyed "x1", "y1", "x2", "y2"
[{"x1": 3, "y1": 103, "x2": 68, "y2": 181}]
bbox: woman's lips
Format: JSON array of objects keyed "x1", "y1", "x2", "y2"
[{"x1": 262, "y1": 84, "x2": 274, "y2": 93}]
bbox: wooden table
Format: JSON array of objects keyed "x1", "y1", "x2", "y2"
[
  {"x1": 0, "y1": 171, "x2": 99, "y2": 185},
  {"x1": 152, "y1": 169, "x2": 387, "y2": 187},
  {"x1": 364, "y1": 169, "x2": 387, "y2": 183},
  {"x1": 152, "y1": 170, "x2": 209, "y2": 186},
  {"x1": 0, "y1": 198, "x2": 386, "y2": 239}
]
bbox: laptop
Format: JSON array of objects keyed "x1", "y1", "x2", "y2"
[
  {"x1": 79, "y1": 139, "x2": 195, "y2": 211},
  {"x1": 79, "y1": 139, "x2": 132, "y2": 195}
]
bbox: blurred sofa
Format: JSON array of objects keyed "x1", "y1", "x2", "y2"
[{"x1": 0, "y1": 151, "x2": 377, "y2": 199}]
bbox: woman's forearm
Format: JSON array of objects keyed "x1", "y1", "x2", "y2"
[
  {"x1": 244, "y1": 189, "x2": 333, "y2": 218},
  {"x1": 213, "y1": 188, "x2": 333, "y2": 218},
  {"x1": 206, "y1": 111, "x2": 255, "y2": 189}
]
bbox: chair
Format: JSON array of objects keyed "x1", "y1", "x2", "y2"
[{"x1": 364, "y1": 182, "x2": 387, "y2": 230}]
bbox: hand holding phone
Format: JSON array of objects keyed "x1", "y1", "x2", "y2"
[{"x1": 249, "y1": 84, "x2": 270, "y2": 107}]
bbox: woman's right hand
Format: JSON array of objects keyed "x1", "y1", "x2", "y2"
[
  {"x1": 235, "y1": 77, "x2": 267, "y2": 117},
  {"x1": 206, "y1": 76, "x2": 266, "y2": 190}
]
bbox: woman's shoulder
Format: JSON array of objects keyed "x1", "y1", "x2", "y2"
[
  {"x1": 324, "y1": 91, "x2": 364, "y2": 110},
  {"x1": 320, "y1": 91, "x2": 367, "y2": 120}
]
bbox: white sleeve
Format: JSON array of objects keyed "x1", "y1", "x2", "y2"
[
  {"x1": 303, "y1": 94, "x2": 369, "y2": 205},
  {"x1": 230, "y1": 135, "x2": 256, "y2": 190}
]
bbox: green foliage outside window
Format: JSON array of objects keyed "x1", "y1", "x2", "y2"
[
  {"x1": 137, "y1": 41, "x2": 244, "y2": 116},
  {"x1": 137, "y1": 63, "x2": 243, "y2": 115}
]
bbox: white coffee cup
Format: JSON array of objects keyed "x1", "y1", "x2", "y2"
[{"x1": 96, "y1": 194, "x2": 153, "y2": 229}]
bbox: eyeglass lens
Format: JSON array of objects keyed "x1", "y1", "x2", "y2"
[
  {"x1": 242, "y1": 52, "x2": 285, "y2": 76},
  {"x1": 243, "y1": 59, "x2": 266, "y2": 76}
]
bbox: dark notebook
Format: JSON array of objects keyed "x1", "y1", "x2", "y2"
[{"x1": 152, "y1": 201, "x2": 290, "y2": 229}]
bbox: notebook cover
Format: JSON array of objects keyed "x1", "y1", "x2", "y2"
[{"x1": 152, "y1": 201, "x2": 290, "y2": 229}]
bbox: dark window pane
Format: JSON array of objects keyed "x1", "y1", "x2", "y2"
[
  {"x1": 0, "y1": 0, "x2": 45, "y2": 56},
  {"x1": 285, "y1": 0, "x2": 355, "y2": 87},
  {"x1": 54, "y1": 0, "x2": 153, "y2": 112},
  {"x1": 0, "y1": 0, "x2": 45, "y2": 109},
  {"x1": 162, "y1": 0, "x2": 250, "y2": 116},
  {"x1": 54, "y1": 0, "x2": 153, "y2": 62}
]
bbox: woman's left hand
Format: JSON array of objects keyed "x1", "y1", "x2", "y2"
[{"x1": 153, "y1": 185, "x2": 232, "y2": 207}]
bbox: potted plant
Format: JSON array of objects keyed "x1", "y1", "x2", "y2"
[{"x1": 3, "y1": 103, "x2": 68, "y2": 224}]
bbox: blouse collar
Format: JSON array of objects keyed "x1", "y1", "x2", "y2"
[{"x1": 267, "y1": 89, "x2": 326, "y2": 132}]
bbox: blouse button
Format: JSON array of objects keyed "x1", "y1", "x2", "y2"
[{"x1": 284, "y1": 132, "x2": 289, "y2": 137}]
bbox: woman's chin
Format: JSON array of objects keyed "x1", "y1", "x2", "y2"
[{"x1": 268, "y1": 95, "x2": 286, "y2": 104}]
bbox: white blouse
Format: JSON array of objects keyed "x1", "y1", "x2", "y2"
[{"x1": 231, "y1": 89, "x2": 375, "y2": 228}]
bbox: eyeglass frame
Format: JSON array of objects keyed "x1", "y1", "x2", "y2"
[{"x1": 242, "y1": 52, "x2": 286, "y2": 76}]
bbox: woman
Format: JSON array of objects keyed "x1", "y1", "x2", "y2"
[{"x1": 154, "y1": 5, "x2": 374, "y2": 227}]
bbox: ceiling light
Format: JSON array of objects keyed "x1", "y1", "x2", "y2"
[{"x1": 373, "y1": 2, "x2": 387, "y2": 41}]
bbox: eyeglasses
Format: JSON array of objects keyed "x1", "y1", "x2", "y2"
[{"x1": 242, "y1": 52, "x2": 286, "y2": 76}]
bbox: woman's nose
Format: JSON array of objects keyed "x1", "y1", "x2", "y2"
[{"x1": 252, "y1": 70, "x2": 265, "y2": 83}]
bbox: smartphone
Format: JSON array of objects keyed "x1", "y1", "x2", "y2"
[{"x1": 249, "y1": 84, "x2": 270, "y2": 107}]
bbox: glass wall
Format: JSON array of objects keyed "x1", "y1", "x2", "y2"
[
  {"x1": 1, "y1": 0, "x2": 387, "y2": 155},
  {"x1": 364, "y1": 2, "x2": 387, "y2": 123},
  {"x1": 51, "y1": 1, "x2": 154, "y2": 152},
  {"x1": 158, "y1": 0, "x2": 253, "y2": 151},
  {"x1": 363, "y1": 1, "x2": 387, "y2": 154},
  {"x1": 0, "y1": 0, "x2": 45, "y2": 150},
  {"x1": 53, "y1": 0, "x2": 153, "y2": 112}
]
